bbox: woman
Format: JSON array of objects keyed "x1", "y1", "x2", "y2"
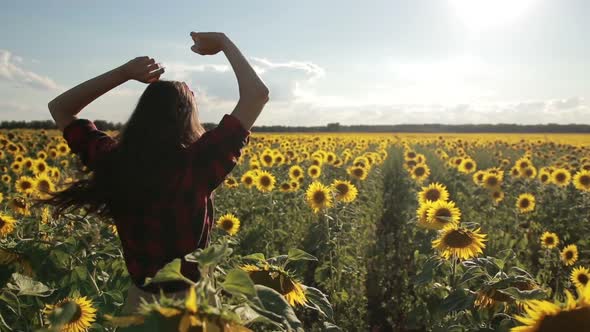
[{"x1": 42, "y1": 32, "x2": 269, "y2": 313}]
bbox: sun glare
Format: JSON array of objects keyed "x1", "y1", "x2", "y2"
[{"x1": 450, "y1": 0, "x2": 535, "y2": 31}]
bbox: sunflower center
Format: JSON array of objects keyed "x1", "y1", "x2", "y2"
[
  {"x1": 477, "y1": 174, "x2": 484, "y2": 181},
  {"x1": 493, "y1": 191, "x2": 501, "y2": 199},
  {"x1": 565, "y1": 251, "x2": 574, "y2": 260},
  {"x1": 556, "y1": 173, "x2": 566, "y2": 182},
  {"x1": 486, "y1": 177, "x2": 498, "y2": 186},
  {"x1": 263, "y1": 155, "x2": 272, "y2": 163},
  {"x1": 293, "y1": 170, "x2": 300, "y2": 177},
  {"x1": 519, "y1": 199, "x2": 530, "y2": 208},
  {"x1": 541, "y1": 174, "x2": 549, "y2": 182},
  {"x1": 425, "y1": 189, "x2": 440, "y2": 201},
  {"x1": 221, "y1": 219, "x2": 234, "y2": 231},
  {"x1": 525, "y1": 169, "x2": 533, "y2": 177},
  {"x1": 414, "y1": 167, "x2": 425, "y2": 176},
  {"x1": 38, "y1": 180, "x2": 50, "y2": 192},
  {"x1": 0, "y1": 218, "x2": 5, "y2": 228},
  {"x1": 353, "y1": 168, "x2": 364, "y2": 177},
  {"x1": 244, "y1": 177, "x2": 253, "y2": 185},
  {"x1": 465, "y1": 162, "x2": 473, "y2": 170},
  {"x1": 336, "y1": 184, "x2": 349, "y2": 196},
  {"x1": 21, "y1": 181, "x2": 32, "y2": 190},
  {"x1": 545, "y1": 237, "x2": 554, "y2": 245},
  {"x1": 313, "y1": 191, "x2": 326, "y2": 204},
  {"x1": 260, "y1": 176, "x2": 271, "y2": 187},
  {"x1": 444, "y1": 230, "x2": 474, "y2": 248},
  {"x1": 536, "y1": 307, "x2": 590, "y2": 332},
  {"x1": 407, "y1": 152, "x2": 416, "y2": 159},
  {"x1": 435, "y1": 208, "x2": 452, "y2": 222},
  {"x1": 580, "y1": 175, "x2": 590, "y2": 186},
  {"x1": 520, "y1": 162, "x2": 529, "y2": 168}
]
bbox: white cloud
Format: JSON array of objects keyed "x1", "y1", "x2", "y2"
[{"x1": 0, "y1": 50, "x2": 61, "y2": 91}]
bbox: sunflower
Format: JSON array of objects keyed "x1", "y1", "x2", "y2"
[
  {"x1": 10, "y1": 161, "x2": 23, "y2": 174},
  {"x1": 538, "y1": 169, "x2": 552, "y2": 185},
  {"x1": 1, "y1": 174, "x2": 10, "y2": 185},
  {"x1": 510, "y1": 284, "x2": 590, "y2": 332},
  {"x1": 279, "y1": 182, "x2": 293, "y2": 193},
  {"x1": 573, "y1": 170, "x2": 590, "y2": 192},
  {"x1": 404, "y1": 150, "x2": 418, "y2": 160},
  {"x1": 458, "y1": 158, "x2": 477, "y2": 174},
  {"x1": 43, "y1": 296, "x2": 97, "y2": 332},
  {"x1": 473, "y1": 171, "x2": 486, "y2": 186},
  {"x1": 331, "y1": 180, "x2": 358, "y2": 203},
  {"x1": 33, "y1": 159, "x2": 49, "y2": 175},
  {"x1": 540, "y1": 232, "x2": 559, "y2": 249},
  {"x1": 522, "y1": 166, "x2": 537, "y2": 179},
  {"x1": 491, "y1": 190, "x2": 505, "y2": 204},
  {"x1": 223, "y1": 176, "x2": 239, "y2": 188},
  {"x1": 432, "y1": 224, "x2": 487, "y2": 260},
  {"x1": 289, "y1": 165, "x2": 304, "y2": 179},
  {"x1": 347, "y1": 166, "x2": 368, "y2": 181},
  {"x1": 416, "y1": 201, "x2": 435, "y2": 229},
  {"x1": 426, "y1": 200, "x2": 461, "y2": 230},
  {"x1": 260, "y1": 152, "x2": 274, "y2": 167},
  {"x1": 475, "y1": 279, "x2": 538, "y2": 310},
  {"x1": 15, "y1": 176, "x2": 36, "y2": 195},
  {"x1": 0, "y1": 213, "x2": 17, "y2": 237},
  {"x1": 254, "y1": 170, "x2": 276, "y2": 192},
  {"x1": 418, "y1": 182, "x2": 449, "y2": 204},
  {"x1": 241, "y1": 264, "x2": 307, "y2": 306},
  {"x1": 516, "y1": 157, "x2": 532, "y2": 170},
  {"x1": 240, "y1": 171, "x2": 255, "y2": 188},
  {"x1": 411, "y1": 163, "x2": 430, "y2": 182},
  {"x1": 9, "y1": 196, "x2": 31, "y2": 216},
  {"x1": 516, "y1": 193, "x2": 535, "y2": 213},
  {"x1": 0, "y1": 192, "x2": 3, "y2": 204},
  {"x1": 551, "y1": 168, "x2": 571, "y2": 187},
  {"x1": 37, "y1": 151, "x2": 48, "y2": 160},
  {"x1": 35, "y1": 174, "x2": 55, "y2": 199},
  {"x1": 56, "y1": 143, "x2": 70, "y2": 156},
  {"x1": 483, "y1": 173, "x2": 502, "y2": 189},
  {"x1": 216, "y1": 213, "x2": 240, "y2": 236},
  {"x1": 305, "y1": 181, "x2": 333, "y2": 213},
  {"x1": 571, "y1": 266, "x2": 590, "y2": 290},
  {"x1": 561, "y1": 244, "x2": 579, "y2": 266},
  {"x1": 308, "y1": 165, "x2": 321, "y2": 179}
]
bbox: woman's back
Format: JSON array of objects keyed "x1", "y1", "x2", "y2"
[{"x1": 62, "y1": 113, "x2": 251, "y2": 292}]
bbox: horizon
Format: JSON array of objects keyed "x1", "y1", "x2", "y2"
[{"x1": 1, "y1": 0, "x2": 589, "y2": 125}]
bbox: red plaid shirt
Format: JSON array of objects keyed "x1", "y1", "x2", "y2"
[{"x1": 63, "y1": 114, "x2": 250, "y2": 293}]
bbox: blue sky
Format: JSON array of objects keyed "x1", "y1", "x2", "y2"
[{"x1": 1, "y1": 0, "x2": 589, "y2": 125}]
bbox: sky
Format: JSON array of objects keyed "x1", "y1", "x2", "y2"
[{"x1": 1, "y1": 0, "x2": 589, "y2": 125}]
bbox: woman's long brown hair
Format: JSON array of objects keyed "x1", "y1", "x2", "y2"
[{"x1": 35, "y1": 80, "x2": 206, "y2": 220}]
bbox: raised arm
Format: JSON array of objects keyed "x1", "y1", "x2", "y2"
[
  {"x1": 48, "y1": 57, "x2": 165, "y2": 131},
  {"x1": 190, "y1": 32, "x2": 269, "y2": 130}
]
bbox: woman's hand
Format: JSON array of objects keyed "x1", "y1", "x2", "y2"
[
  {"x1": 120, "y1": 56, "x2": 165, "y2": 83},
  {"x1": 190, "y1": 32, "x2": 228, "y2": 55}
]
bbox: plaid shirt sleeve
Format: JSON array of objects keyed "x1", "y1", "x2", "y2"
[
  {"x1": 188, "y1": 114, "x2": 251, "y2": 193},
  {"x1": 62, "y1": 118, "x2": 117, "y2": 170}
]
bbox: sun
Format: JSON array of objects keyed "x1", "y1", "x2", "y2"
[{"x1": 449, "y1": 0, "x2": 536, "y2": 32}]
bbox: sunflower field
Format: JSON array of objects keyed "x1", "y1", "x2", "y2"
[{"x1": 1, "y1": 129, "x2": 590, "y2": 331}]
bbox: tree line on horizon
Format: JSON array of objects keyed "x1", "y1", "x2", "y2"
[{"x1": 1, "y1": 119, "x2": 590, "y2": 133}]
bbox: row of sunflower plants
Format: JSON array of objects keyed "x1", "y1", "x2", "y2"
[{"x1": 366, "y1": 136, "x2": 590, "y2": 331}]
